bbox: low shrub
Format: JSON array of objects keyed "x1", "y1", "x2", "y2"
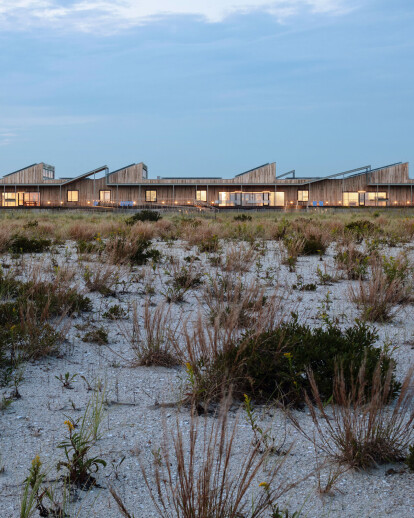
[
  {"x1": 198, "y1": 234, "x2": 220, "y2": 253},
  {"x1": 187, "y1": 316, "x2": 399, "y2": 406},
  {"x1": 103, "y1": 304, "x2": 127, "y2": 320},
  {"x1": 126, "y1": 210, "x2": 162, "y2": 225},
  {"x1": 234, "y1": 214, "x2": 252, "y2": 222},
  {"x1": 9, "y1": 235, "x2": 51, "y2": 254},
  {"x1": 107, "y1": 234, "x2": 161, "y2": 265},
  {"x1": 345, "y1": 219, "x2": 376, "y2": 240},
  {"x1": 302, "y1": 234, "x2": 327, "y2": 256},
  {"x1": 82, "y1": 327, "x2": 108, "y2": 345},
  {"x1": 335, "y1": 246, "x2": 369, "y2": 279}
]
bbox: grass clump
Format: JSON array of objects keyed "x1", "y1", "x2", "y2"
[
  {"x1": 82, "y1": 327, "x2": 108, "y2": 345},
  {"x1": 291, "y1": 366, "x2": 414, "y2": 469},
  {"x1": 186, "y1": 316, "x2": 399, "y2": 407},
  {"x1": 107, "y1": 234, "x2": 161, "y2": 265},
  {"x1": 111, "y1": 396, "x2": 298, "y2": 518}
]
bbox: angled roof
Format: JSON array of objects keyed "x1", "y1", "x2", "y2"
[{"x1": 60, "y1": 165, "x2": 108, "y2": 186}]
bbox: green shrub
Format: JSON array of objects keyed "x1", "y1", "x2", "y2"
[
  {"x1": 102, "y1": 304, "x2": 127, "y2": 320},
  {"x1": 9, "y1": 235, "x2": 51, "y2": 254},
  {"x1": 188, "y1": 317, "x2": 399, "y2": 406},
  {"x1": 126, "y1": 210, "x2": 162, "y2": 225},
  {"x1": 335, "y1": 249, "x2": 369, "y2": 280},
  {"x1": 302, "y1": 234, "x2": 327, "y2": 256},
  {"x1": 234, "y1": 214, "x2": 252, "y2": 222},
  {"x1": 198, "y1": 235, "x2": 220, "y2": 253},
  {"x1": 82, "y1": 327, "x2": 108, "y2": 345},
  {"x1": 345, "y1": 220, "x2": 376, "y2": 241}
]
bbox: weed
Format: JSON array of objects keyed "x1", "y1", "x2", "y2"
[
  {"x1": 82, "y1": 327, "x2": 108, "y2": 345},
  {"x1": 56, "y1": 372, "x2": 78, "y2": 389},
  {"x1": 103, "y1": 304, "x2": 128, "y2": 320}
]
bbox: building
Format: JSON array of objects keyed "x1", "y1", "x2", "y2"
[{"x1": 0, "y1": 161, "x2": 412, "y2": 209}]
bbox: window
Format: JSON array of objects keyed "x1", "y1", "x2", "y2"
[
  {"x1": 145, "y1": 190, "x2": 157, "y2": 202},
  {"x1": 343, "y1": 192, "x2": 359, "y2": 206},
  {"x1": 196, "y1": 190, "x2": 207, "y2": 202},
  {"x1": 99, "y1": 190, "x2": 111, "y2": 202},
  {"x1": 1, "y1": 192, "x2": 17, "y2": 207},
  {"x1": 298, "y1": 190, "x2": 309, "y2": 202},
  {"x1": 365, "y1": 192, "x2": 387, "y2": 206},
  {"x1": 43, "y1": 166, "x2": 54, "y2": 180},
  {"x1": 67, "y1": 190, "x2": 79, "y2": 202},
  {"x1": 23, "y1": 193, "x2": 40, "y2": 206}
]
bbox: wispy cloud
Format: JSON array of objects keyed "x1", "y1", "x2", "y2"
[{"x1": 0, "y1": 1, "x2": 355, "y2": 33}]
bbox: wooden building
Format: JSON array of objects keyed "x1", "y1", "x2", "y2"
[{"x1": 0, "y1": 161, "x2": 412, "y2": 209}]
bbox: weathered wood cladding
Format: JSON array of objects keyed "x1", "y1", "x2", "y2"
[
  {"x1": 0, "y1": 162, "x2": 412, "y2": 208},
  {"x1": 107, "y1": 163, "x2": 146, "y2": 184},
  {"x1": 0, "y1": 164, "x2": 44, "y2": 185}
]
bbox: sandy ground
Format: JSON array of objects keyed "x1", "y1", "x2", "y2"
[{"x1": 1, "y1": 238, "x2": 413, "y2": 518}]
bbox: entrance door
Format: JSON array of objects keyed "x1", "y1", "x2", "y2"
[{"x1": 359, "y1": 192, "x2": 365, "y2": 206}]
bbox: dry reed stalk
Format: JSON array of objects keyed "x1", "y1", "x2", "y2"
[
  {"x1": 349, "y1": 256, "x2": 411, "y2": 322},
  {"x1": 290, "y1": 364, "x2": 414, "y2": 469},
  {"x1": 119, "y1": 299, "x2": 180, "y2": 366},
  {"x1": 222, "y1": 242, "x2": 257, "y2": 273},
  {"x1": 111, "y1": 395, "x2": 299, "y2": 518}
]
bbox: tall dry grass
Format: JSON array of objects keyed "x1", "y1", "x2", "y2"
[
  {"x1": 290, "y1": 364, "x2": 414, "y2": 469},
  {"x1": 111, "y1": 396, "x2": 298, "y2": 518}
]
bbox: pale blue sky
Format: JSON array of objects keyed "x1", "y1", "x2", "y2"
[{"x1": 0, "y1": 0, "x2": 413, "y2": 179}]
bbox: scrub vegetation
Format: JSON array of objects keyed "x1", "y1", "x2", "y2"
[{"x1": 0, "y1": 208, "x2": 413, "y2": 517}]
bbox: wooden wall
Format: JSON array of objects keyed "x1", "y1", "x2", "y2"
[
  {"x1": 0, "y1": 164, "x2": 44, "y2": 185},
  {"x1": 1, "y1": 162, "x2": 413, "y2": 208}
]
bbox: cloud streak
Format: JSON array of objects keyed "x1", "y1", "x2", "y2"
[{"x1": 0, "y1": 1, "x2": 354, "y2": 33}]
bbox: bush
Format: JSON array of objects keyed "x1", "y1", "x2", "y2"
[
  {"x1": 198, "y1": 234, "x2": 220, "y2": 253},
  {"x1": 188, "y1": 316, "x2": 399, "y2": 406},
  {"x1": 82, "y1": 327, "x2": 108, "y2": 345},
  {"x1": 345, "y1": 220, "x2": 376, "y2": 240},
  {"x1": 9, "y1": 235, "x2": 51, "y2": 254},
  {"x1": 302, "y1": 234, "x2": 327, "y2": 256},
  {"x1": 107, "y1": 234, "x2": 161, "y2": 265},
  {"x1": 335, "y1": 247, "x2": 369, "y2": 280},
  {"x1": 126, "y1": 210, "x2": 162, "y2": 225},
  {"x1": 234, "y1": 214, "x2": 252, "y2": 222}
]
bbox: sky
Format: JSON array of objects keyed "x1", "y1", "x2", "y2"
[{"x1": 0, "y1": 0, "x2": 413, "y2": 179}]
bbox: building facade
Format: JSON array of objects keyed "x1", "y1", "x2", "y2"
[{"x1": 0, "y1": 161, "x2": 412, "y2": 209}]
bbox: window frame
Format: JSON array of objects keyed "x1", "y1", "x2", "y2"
[{"x1": 67, "y1": 190, "x2": 79, "y2": 202}]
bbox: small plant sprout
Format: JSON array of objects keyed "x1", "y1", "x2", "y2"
[{"x1": 55, "y1": 372, "x2": 78, "y2": 389}]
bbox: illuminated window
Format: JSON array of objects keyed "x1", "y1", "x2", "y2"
[
  {"x1": 145, "y1": 190, "x2": 157, "y2": 202},
  {"x1": 298, "y1": 190, "x2": 309, "y2": 202},
  {"x1": 99, "y1": 190, "x2": 111, "y2": 202},
  {"x1": 343, "y1": 192, "x2": 359, "y2": 206},
  {"x1": 67, "y1": 190, "x2": 79, "y2": 202},
  {"x1": 1, "y1": 192, "x2": 17, "y2": 207},
  {"x1": 196, "y1": 190, "x2": 207, "y2": 202}
]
